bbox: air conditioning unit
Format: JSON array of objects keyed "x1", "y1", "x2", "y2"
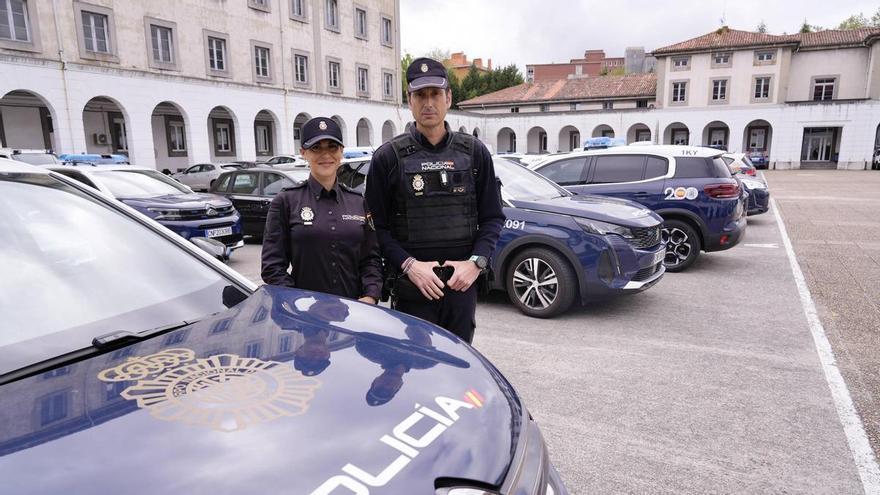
[{"x1": 93, "y1": 133, "x2": 108, "y2": 145}]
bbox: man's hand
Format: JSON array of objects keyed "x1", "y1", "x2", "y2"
[
  {"x1": 443, "y1": 260, "x2": 482, "y2": 292},
  {"x1": 407, "y1": 260, "x2": 445, "y2": 300},
  {"x1": 358, "y1": 296, "x2": 377, "y2": 305}
]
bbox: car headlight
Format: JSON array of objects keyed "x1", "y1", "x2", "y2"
[
  {"x1": 574, "y1": 217, "x2": 633, "y2": 238},
  {"x1": 146, "y1": 207, "x2": 184, "y2": 220}
]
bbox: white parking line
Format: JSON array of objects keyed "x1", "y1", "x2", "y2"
[
  {"x1": 772, "y1": 198, "x2": 880, "y2": 495},
  {"x1": 742, "y1": 243, "x2": 779, "y2": 249}
]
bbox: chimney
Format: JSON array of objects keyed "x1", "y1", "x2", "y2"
[
  {"x1": 474, "y1": 58, "x2": 483, "y2": 68},
  {"x1": 488, "y1": 58, "x2": 493, "y2": 70}
]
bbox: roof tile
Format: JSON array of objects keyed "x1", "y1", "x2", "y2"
[{"x1": 459, "y1": 73, "x2": 656, "y2": 107}]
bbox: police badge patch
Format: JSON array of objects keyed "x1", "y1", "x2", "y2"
[
  {"x1": 412, "y1": 174, "x2": 425, "y2": 195},
  {"x1": 300, "y1": 206, "x2": 315, "y2": 225},
  {"x1": 420, "y1": 63, "x2": 428, "y2": 73},
  {"x1": 318, "y1": 121, "x2": 327, "y2": 130}
]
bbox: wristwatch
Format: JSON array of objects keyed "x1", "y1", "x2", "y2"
[{"x1": 469, "y1": 255, "x2": 489, "y2": 271}]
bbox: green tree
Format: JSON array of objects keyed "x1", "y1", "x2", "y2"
[
  {"x1": 400, "y1": 52, "x2": 413, "y2": 103},
  {"x1": 447, "y1": 69, "x2": 463, "y2": 108},
  {"x1": 872, "y1": 7, "x2": 880, "y2": 26},
  {"x1": 837, "y1": 13, "x2": 870, "y2": 29},
  {"x1": 423, "y1": 48, "x2": 451, "y2": 64},
  {"x1": 799, "y1": 19, "x2": 813, "y2": 33},
  {"x1": 756, "y1": 20, "x2": 767, "y2": 33}
]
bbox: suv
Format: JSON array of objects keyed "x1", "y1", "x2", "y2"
[
  {"x1": 0, "y1": 148, "x2": 62, "y2": 166},
  {"x1": 173, "y1": 163, "x2": 243, "y2": 191},
  {"x1": 532, "y1": 145, "x2": 746, "y2": 272}
]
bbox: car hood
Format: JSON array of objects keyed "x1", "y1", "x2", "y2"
[
  {"x1": 0, "y1": 286, "x2": 519, "y2": 494},
  {"x1": 118, "y1": 193, "x2": 231, "y2": 209},
  {"x1": 511, "y1": 194, "x2": 662, "y2": 227}
]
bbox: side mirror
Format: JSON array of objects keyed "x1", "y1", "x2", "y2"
[{"x1": 190, "y1": 237, "x2": 229, "y2": 262}]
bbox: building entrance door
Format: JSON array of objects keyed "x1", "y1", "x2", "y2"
[{"x1": 805, "y1": 132, "x2": 831, "y2": 161}]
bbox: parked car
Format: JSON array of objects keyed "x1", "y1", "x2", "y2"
[
  {"x1": 0, "y1": 158, "x2": 568, "y2": 495},
  {"x1": 49, "y1": 165, "x2": 244, "y2": 257},
  {"x1": 173, "y1": 163, "x2": 243, "y2": 191},
  {"x1": 262, "y1": 154, "x2": 308, "y2": 166},
  {"x1": 291, "y1": 157, "x2": 666, "y2": 318},
  {"x1": 209, "y1": 167, "x2": 309, "y2": 239},
  {"x1": 57, "y1": 152, "x2": 130, "y2": 165},
  {"x1": 343, "y1": 145, "x2": 374, "y2": 159},
  {"x1": 721, "y1": 152, "x2": 757, "y2": 176},
  {"x1": 532, "y1": 145, "x2": 746, "y2": 272},
  {"x1": 0, "y1": 148, "x2": 63, "y2": 166},
  {"x1": 738, "y1": 174, "x2": 770, "y2": 216},
  {"x1": 747, "y1": 150, "x2": 769, "y2": 169}
]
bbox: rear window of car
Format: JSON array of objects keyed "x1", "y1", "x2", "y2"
[
  {"x1": 645, "y1": 156, "x2": 669, "y2": 179},
  {"x1": 231, "y1": 172, "x2": 260, "y2": 194},
  {"x1": 592, "y1": 155, "x2": 645, "y2": 183},
  {"x1": 673, "y1": 157, "x2": 731, "y2": 179},
  {"x1": 263, "y1": 173, "x2": 296, "y2": 196}
]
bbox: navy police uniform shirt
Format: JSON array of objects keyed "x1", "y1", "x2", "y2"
[
  {"x1": 365, "y1": 123, "x2": 505, "y2": 269},
  {"x1": 261, "y1": 175, "x2": 383, "y2": 301}
]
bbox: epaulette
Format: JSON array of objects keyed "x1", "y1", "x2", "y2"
[{"x1": 281, "y1": 180, "x2": 308, "y2": 191}]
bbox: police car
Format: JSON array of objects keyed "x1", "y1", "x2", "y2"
[
  {"x1": 532, "y1": 145, "x2": 746, "y2": 272},
  {"x1": 0, "y1": 159, "x2": 567, "y2": 495}
]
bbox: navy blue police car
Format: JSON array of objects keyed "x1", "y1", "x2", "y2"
[
  {"x1": 0, "y1": 159, "x2": 567, "y2": 495},
  {"x1": 532, "y1": 145, "x2": 747, "y2": 272}
]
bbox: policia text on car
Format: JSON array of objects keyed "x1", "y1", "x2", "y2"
[{"x1": 365, "y1": 57, "x2": 505, "y2": 343}]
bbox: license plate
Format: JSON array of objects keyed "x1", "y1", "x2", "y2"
[
  {"x1": 206, "y1": 226, "x2": 233, "y2": 238},
  {"x1": 653, "y1": 250, "x2": 666, "y2": 265}
]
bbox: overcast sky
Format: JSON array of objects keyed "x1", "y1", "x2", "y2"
[{"x1": 401, "y1": 0, "x2": 880, "y2": 71}]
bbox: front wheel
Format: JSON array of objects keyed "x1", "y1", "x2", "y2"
[
  {"x1": 505, "y1": 248, "x2": 577, "y2": 318},
  {"x1": 661, "y1": 219, "x2": 701, "y2": 272}
]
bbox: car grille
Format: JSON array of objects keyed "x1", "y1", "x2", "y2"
[
  {"x1": 633, "y1": 262, "x2": 662, "y2": 282},
  {"x1": 196, "y1": 221, "x2": 236, "y2": 230},
  {"x1": 213, "y1": 233, "x2": 244, "y2": 246},
  {"x1": 177, "y1": 205, "x2": 235, "y2": 221},
  {"x1": 628, "y1": 226, "x2": 661, "y2": 249}
]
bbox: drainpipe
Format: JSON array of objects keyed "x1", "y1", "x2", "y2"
[
  {"x1": 277, "y1": 3, "x2": 290, "y2": 153},
  {"x1": 52, "y1": 0, "x2": 77, "y2": 153}
]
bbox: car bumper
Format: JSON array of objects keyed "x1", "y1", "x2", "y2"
[
  {"x1": 160, "y1": 216, "x2": 244, "y2": 248},
  {"x1": 704, "y1": 215, "x2": 746, "y2": 252},
  {"x1": 585, "y1": 237, "x2": 666, "y2": 302},
  {"x1": 747, "y1": 188, "x2": 770, "y2": 216}
]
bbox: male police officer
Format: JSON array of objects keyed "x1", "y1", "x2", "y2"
[{"x1": 365, "y1": 57, "x2": 504, "y2": 344}]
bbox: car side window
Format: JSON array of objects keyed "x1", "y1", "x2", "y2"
[
  {"x1": 537, "y1": 158, "x2": 587, "y2": 185},
  {"x1": 263, "y1": 173, "x2": 296, "y2": 196},
  {"x1": 591, "y1": 155, "x2": 646, "y2": 183},
  {"x1": 185, "y1": 165, "x2": 200, "y2": 174},
  {"x1": 673, "y1": 157, "x2": 712, "y2": 178},
  {"x1": 205, "y1": 165, "x2": 216, "y2": 172},
  {"x1": 214, "y1": 173, "x2": 232, "y2": 192},
  {"x1": 231, "y1": 172, "x2": 260, "y2": 194},
  {"x1": 644, "y1": 156, "x2": 669, "y2": 180}
]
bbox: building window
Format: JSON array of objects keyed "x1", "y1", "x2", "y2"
[
  {"x1": 712, "y1": 52, "x2": 731, "y2": 67},
  {"x1": 671, "y1": 81, "x2": 687, "y2": 104},
  {"x1": 568, "y1": 131, "x2": 580, "y2": 151},
  {"x1": 146, "y1": 20, "x2": 177, "y2": 69},
  {"x1": 104, "y1": 381, "x2": 129, "y2": 402},
  {"x1": 279, "y1": 335, "x2": 292, "y2": 353},
  {"x1": 255, "y1": 124, "x2": 271, "y2": 154},
  {"x1": 245, "y1": 341, "x2": 262, "y2": 358},
  {"x1": 0, "y1": 0, "x2": 30, "y2": 42},
  {"x1": 290, "y1": 0, "x2": 307, "y2": 20},
  {"x1": 253, "y1": 43, "x2": 271, "y2": 80},
  {"x1": 210, "y1": 317, "x2": 233, "y2": 333},
  {"x1": 165, "y1": 117, "x2": 186, "y2": 157},
  {"x1": 570, "y1": 102, "x2": 577, "y2": 111},
  {"x1": 812, "y1": 77, "x2": 836, "y2": 101},
  {"x1": 81, "y1": 10, "x2": 110, "y2": 53},
  {"x1": 327, "y1": 59, "x2": 341, "y2": 92},
  {"x1": 294, "y1": 52, "x2": 309, "y2": 85},
  {"x1": 672, "y1": 129, "x2": 688, "y2": 145},
  {"x1": 382, "y1": 71, "x2": 393, "y2": 99},
  {"x1": 509, "y1": 133, "x2": 516, "y2": 152},
  {"x1": 637, "y1": 100, "x2": 649, "y2": 108},
  {"x1": 357, "y1": 65, "x2": 369, "y2": 96},
  {"x1": 754, "y1": 76, "x2": 770, "y2": 100},
  {"x1": 206, "y1": 34, "x2": 228, "y2": 74},
  {"x1": 354, "y1": 6, "x2": 367, "y2": 39},
  {"x1": 539, "y1": 131, "x2": 548, "y2": 152},
  {"x1": 111, "y1": 345, "x2": 135, "y2": 360},
  {"x1": 381, "y1": 16, "x2": 393, "y2": 47},
  {"x1": 711, "y1": 79, "x2": 728, "y2": 102},
  {"x1": 43, "y1": 366, "x2": 71, "y2": 379},
  {"x1": 672, "y1": 56, "x2": 689, "y2": 70},
  {"x1": 39, "y1": 392, "x2": 68, "y2": 426},
  {"x1": 539, "y1": 104, "x2": 549, "y2": 112},
  {"x1": 602, "y1": 101, "x2": 613, "y2": 110},
  {"x1": 325, "y1": 0, "x2": 339, "y2": 31},
  {"x1": 163, "y1": 329, "x2": 188, "y2": 345},
  {"x1": 755, "y1": 50, "x2": 775, "y2": 64},
  {"x1": 248, "y1": 0, "x2": 270, "y2": 12},
  {"x1": 510, "y1": 107, "x2": 519, "y2": 113}
]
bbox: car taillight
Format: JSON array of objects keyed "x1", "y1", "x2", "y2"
[
  {"x1": 704, "y1": 182, "x2": 740, "y2": 199},
  {"x1": 745, "y1": 168, "x2": 756, "y2": 175}
]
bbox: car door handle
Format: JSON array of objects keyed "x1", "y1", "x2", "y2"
[{"x1": 632, "y1": 192, "x2": 650, "y2": 197}]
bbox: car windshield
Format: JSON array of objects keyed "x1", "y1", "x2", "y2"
[
  {"x1": 11, "y1": 153, "x2": 61, "y2": 165},
  {"x1": 493, "y1": 158, "x2": 569, "y2": 201},
  {"x1": 0, "y1": 172, "x2": 249, "y2": 376},
  {"x1": 94, "y1": 169, "x2": 190, "y2": 197}
]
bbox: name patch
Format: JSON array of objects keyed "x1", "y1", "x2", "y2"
[
  {"x1": 342, "y1": 214, "x2": 365, "y2": 222},
  {"x1": 421, "y1": 160, "x2": 455, "y2": 171}
]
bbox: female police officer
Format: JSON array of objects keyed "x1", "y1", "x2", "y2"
[{"x1": 261, "y1": 117, "x2": 382, "y2": 304}]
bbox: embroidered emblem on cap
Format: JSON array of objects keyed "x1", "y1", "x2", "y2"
[
  {"x1": 318, "y1": 121, "x2": 327, "y2": 131},
  {"x1": 420, "y1": 63, "x2": 428, "y2": 73},
  {"x1": 300, "y1": 206, "x2": 315, "y2": 225},
  {"x1": 412, "y1": 174, "x2": 425, "y2": 194}
]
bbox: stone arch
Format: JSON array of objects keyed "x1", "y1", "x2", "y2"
[
  {"x1": 81, "y1": 95, "x2": 132, "y2": 157},
  {"x1": 150, "y1": 101, "x2": 191, "y2": 171},
  {"x1": 382, "y1": 120, "x2": 396, "y2": 143},
  {"x1": 591, "y1": 124, "x2": 615, "y2": 138},
  {"x1": 254, "y1": 109, "x2": 280, "y2": 157},
  {"x1": 207, "y1": 105, "x2": 241, "y2": 161},
  {"x1": 356, "y1": 117, "x2": 373, "y2": 146},
  {"x1": 497, "y1": 127, "x2": 516, "y2": 153},
  {"x1": 626, "y1": 123, "x2": 652, "y2": 144},
  {"x1": 742, "y1": 119, "x2": 773, "y2": 167},
  {"x1": 527, "y1": 126, "x2": 548, "y2": 153},
  {"x1": 701, "y1": 120, "x2": 730, "y2": 150},
  {"x1": 472, "y1": 127, "x2": 481, "y2": 139},
  {"x1": 663, "y1": 122, "x2": 690, "y2": 145},
  {"x1": 331, "y1": 115, "x2": 347, "y2": 145},
  {"x1": 557, "y1": 125, "x2": 581, "y2": 152},
  {"x1": 293, "y1": 112, "x2": 312, "y2": 150},
  {"x1": 0, "y1": 89, "x2": 61, "y2": 151}
]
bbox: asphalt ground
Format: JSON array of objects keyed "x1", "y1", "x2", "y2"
[{"x1": 227, "y1": 179, "x2": 874, "y2": 493}]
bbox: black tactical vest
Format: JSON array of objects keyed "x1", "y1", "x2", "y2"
[{"x1": 389, "y1": 131, "x2": 478, "y2": 250}]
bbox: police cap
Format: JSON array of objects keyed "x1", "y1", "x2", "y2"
[
  {"x1": 302, "y1": 117, "x2": 344, "y2": 149},
  {"x1": 406, "y1": 57, "x2": 449, "y2": 93}
]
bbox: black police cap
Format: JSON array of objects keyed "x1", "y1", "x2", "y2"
[
  {"x1": 406, "y1": 57, "x2": 449, "y2": 92},
  {"x1": 301, "y1": 117, "x2": 344, "y2": 148}
]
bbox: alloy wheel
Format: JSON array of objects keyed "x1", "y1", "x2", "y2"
[
  {"x1": 662, "y1": 227, "x2": 692, "y2": 267},
  {"x1": 511, "y1": 257, "x2": 559, "y2": 310}
]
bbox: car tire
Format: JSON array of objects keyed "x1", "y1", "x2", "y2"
[
  {"x1": 505, "y1": 247, "x2": 577, "y2": 318},
  {"x1": 661, "y1": 219, "x2": 701, "y2": 272},
  {"x1": 209, "y1": 179, "x2": 216, "y2": 191}
]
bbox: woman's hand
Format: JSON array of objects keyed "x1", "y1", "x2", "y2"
[{"x1": 358, "y1": 296, "x2": 378, "y2": 305}]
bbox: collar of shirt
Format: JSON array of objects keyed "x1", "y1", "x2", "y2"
[
  {"x1": 408, "y1": 121, "x2": 451, "y2": 151},
  {"x1": 307, "y1": 174, "x2": 341, "y2": 203}
]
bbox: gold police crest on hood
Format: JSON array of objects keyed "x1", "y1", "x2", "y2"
[{"x1": 98, "y1": 348, "x2": 321, "y2": 432}]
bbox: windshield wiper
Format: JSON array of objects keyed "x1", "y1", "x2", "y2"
[{"x1": 0, "y1": 321, "x2": 193, "y2": 386}]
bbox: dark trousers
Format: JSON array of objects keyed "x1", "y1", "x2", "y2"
[{"x1": 394, "y1": 284, "x2": 477, "y2": 343}]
